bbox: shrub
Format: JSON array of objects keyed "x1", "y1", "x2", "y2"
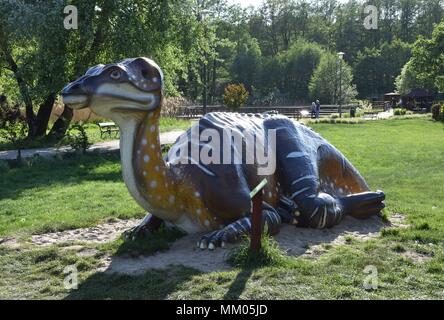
[
  {"x1": 330, "y1": 113, "x2": 340, "y2": 119},
  {"x1": 394, "y1": 108, "x2": 407, "y2": 116},
  {"x1": 223, "y1": 84, "x2": 249, "y2": 110},
  {"x1": 0, "y1": 104, "x2": 28, "y2": 163},
  {"x1": 60, "y1": 123, "x2": 92, "y2": 154},
  {"x1": 431, "y1": 104, "x2": 442, "y2": 121}
]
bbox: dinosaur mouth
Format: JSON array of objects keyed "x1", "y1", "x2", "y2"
[{"x1": 62, "y1": 94, "x2": 89, "y2": 109}]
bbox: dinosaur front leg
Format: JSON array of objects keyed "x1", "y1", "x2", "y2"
[
  {"x1": 197, "y1": 203, "x2": 282, "y2": 250},
  {"x1": 124, "y1": 214, "x2": 164, "y2": 240}
]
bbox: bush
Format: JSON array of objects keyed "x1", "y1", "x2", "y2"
[
  {"x1": 223, "y1": 84, "x2": 249, "y2": 110},
  {"x1": 431, "y1": 104, "x2": 442, "y2": 121},
  {"x1": 394, "y1": 108, "x2": 407, "y2": 116},
  {"x1": 0, "y1": 104, "x2": 28, "y2": 162},
  {"x1": 60, "y1": 123, "x2": 92, "y2": 154}
]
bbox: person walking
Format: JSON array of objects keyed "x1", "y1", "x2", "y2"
[
  {"x1": 315, "y1": 99, "x2": 321, "y2": 119},
  {"x1": 311, "y1": 102, "x2": 316, "y2": 119}
]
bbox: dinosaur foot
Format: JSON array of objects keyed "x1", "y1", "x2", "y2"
[
  {"x1": 197, "y1": 203, "x2": 283, "y2": 251},
  {"x1": 341, "y1": 191, "x2": 386, "y2": 220},
  {"x1": 124, "y1": 214, "x2": 164, "y2": 240}
]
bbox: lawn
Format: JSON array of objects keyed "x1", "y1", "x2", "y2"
[{"x1": 0, "y1": 117, "x2": 443, "y2": 299}]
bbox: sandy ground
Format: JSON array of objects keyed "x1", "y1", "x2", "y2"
[{"x1": 2, "y1": 213, "x2": 407, "y2": 275}]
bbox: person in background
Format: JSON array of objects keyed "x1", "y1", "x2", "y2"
[
  {"x1": 315, "y1": 99, "x2": 321, "y2": 119},
  {"x1": 311, "y1": 102, "x2": 316, "y2": 119}
]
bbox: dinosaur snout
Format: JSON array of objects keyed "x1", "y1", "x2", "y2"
[{"x1": 61, "y1": 78, "x2": 89, "y2": 109}]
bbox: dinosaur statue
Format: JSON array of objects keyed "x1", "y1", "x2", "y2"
[{"x1": 61, "y1": 57, "x2": 385, "y2": 250}]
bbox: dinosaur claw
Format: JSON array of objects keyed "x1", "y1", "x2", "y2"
[
  {"x1": 221, "y1": 241, "x2": 226, "y2": 248},
  {"x1": 208, "y1": 243, "x2": 216, "y2": 251},
  {"x1": 200, "y1": 241, "x2": 207, "y2": 250}
]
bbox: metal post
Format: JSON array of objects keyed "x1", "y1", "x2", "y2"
[
  {"x1": 249, "y1": 179, "x2": 268, "y2": 252},
  {"x1": 339, "y1": 59, "x2": 342, "y2": 119},
  {"x1": 338, "y1": 52, "x2": 345, "y2": 119},
  {"x1": 203, "y1": 60, "x2": 207, "y2": 115}
]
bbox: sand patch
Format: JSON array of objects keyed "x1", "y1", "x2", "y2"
[
  {"x1": 30, "y1": 219, "x2": 140, "y2": 246},
  {"x1": 101, "y1": 215, "x2": 407, "y2": 275},
  {"x1": 8, "y1": 214, "x2": 407, "y2": 274},
  {"x1": 401, "y1": 250, "x2": 433, "y2": 264}
]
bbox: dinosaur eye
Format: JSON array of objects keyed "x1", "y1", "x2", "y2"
[{"x1": 110, "y1": 70, "x2": 121, "y2": 80}]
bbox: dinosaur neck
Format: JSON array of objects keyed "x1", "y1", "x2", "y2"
[{"x1": 131, "y1": 109, "x2": 181, "y2": 221}]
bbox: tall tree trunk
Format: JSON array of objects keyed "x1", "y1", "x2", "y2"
[
  {"x1": 48, "y1": 105, "x2": 73, "y2": 139},
  {"x1": 34, "y1": 93, "x2": 56, "y2": 137}
]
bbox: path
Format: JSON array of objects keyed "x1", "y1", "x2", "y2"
[{"x1": 0, "y1": 130, "x2": 185, "y2": 161}]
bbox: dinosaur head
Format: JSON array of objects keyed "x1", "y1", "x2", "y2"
[{"x1": 61, "y1": 57, "x2": 163, "y2": 123}]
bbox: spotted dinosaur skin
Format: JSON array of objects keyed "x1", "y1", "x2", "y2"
[{"x1": 61, "y1": 57, "x2": 385, "y2": 250}]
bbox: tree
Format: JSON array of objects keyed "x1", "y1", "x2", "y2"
[
  {"x1": 397, "y1": 21, "x2": 444, "y2": 93},
  {"x1": 230, "y1": 35, "x2": 262, "y2": 91},
  {"x1": 395, "y1": 60, "x2": 420, "y2": 94},
  {"x1": 309, "y1": 52, "x2": 357, "y2": 104},
  {"x1": 0, "y1": 0, "x2": 116, "y2": 139},
  {"x1": 354, "y1": 40, "x2": 411, "y2": 98},
  {"x1": 275, "y1": 40, "x2": 323, "y2": 102},
  {"x1": 0, "y1": 0, "x2": 212, "y2": 140}
]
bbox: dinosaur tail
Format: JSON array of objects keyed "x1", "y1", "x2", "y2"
[{"x1": 317, "y1": 144, "x2": 371, "y2": 198}]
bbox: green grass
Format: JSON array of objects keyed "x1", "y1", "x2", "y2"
[
  {"x1": 0, "y1": 117, "x2": 191, "y2": 151},
  {"x1": 0, "y1": 154, "x2": 143, "y2": 237},
  {"x1": 1, "y1": 117, "x2": 444, "y2": 299}
]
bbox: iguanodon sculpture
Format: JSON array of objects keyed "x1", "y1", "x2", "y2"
[{"x1": 61, "y1": 57, "x2": 385, "y2": 250}]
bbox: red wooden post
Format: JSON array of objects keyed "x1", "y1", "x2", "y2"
[
  {"x1": 249, "y1": 179, "x2": 268, "y2": 252},
  {"x1": 250, "y1": 191, "x2": 263, "y2": 251}
]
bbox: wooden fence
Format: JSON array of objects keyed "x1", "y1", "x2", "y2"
[{"x1": 175, "y1": 105, "x2": 357, "y2": 120}]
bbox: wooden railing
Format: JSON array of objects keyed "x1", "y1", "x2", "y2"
[{"x1": 175, "y1": 105, "x2": 356, "y2": 120}]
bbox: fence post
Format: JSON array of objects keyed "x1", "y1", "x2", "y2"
[{"x1": 249, "y1": 179, "x2": 268, "y2": 252}]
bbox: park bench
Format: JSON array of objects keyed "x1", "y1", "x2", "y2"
[{"x1": 97, "y1": 122, "x2": 119, "y2": 138}]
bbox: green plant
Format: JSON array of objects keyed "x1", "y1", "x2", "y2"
[
  {"x1": 223, "y1": 84, "x2": 249, "y2": 110},
  {"x1": 431, "y1": 104, "x2": 442, "y2": 121},
  {"x1": 61, "y1": 123, "x2": 92, "y2": 154},
  {"x1": 0, "y1": 105, "x2": 28, "y2": 163},
  {"x1": 394, "y1": 108, "x2": 407, "y2": 116},
  {"x1": 227, "y1": 235, "x2": 292, "y2": 269}
]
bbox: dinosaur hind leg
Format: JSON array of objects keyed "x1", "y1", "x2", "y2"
[
  {"x1": 317, "y1": 144, "x2": 370, "y2": 197},
  {"x1": 197, "y1": 203, "x2": 282, "y2": 250}
]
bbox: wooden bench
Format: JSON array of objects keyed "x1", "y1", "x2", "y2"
[{"x1": 97, "y1": 122, "x2": 119, "y2": 138}]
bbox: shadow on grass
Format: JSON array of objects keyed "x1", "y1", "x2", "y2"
[
  {"x1": 0, "y1": 153, "x2": 123, "y2": 201},
  {"x1": 65, "y1": 266, "x2": 202, "y2": 300},
  {"x1": 65, "y1": 228, "x2": 198, "y2": 300},
  {"x1": 223, "y1": 269, "x2": 253, "y2": 300}
]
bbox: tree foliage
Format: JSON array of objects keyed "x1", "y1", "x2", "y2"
[
  {"x1": 1, "y1": 0, "x2": 443, "y2": 144},
  {"x1": 309, "y1": 53, "x2": 357, "y2": 104},
  {"x1": 396, "y1": 21, "x2": 444, "y2": 94}
]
